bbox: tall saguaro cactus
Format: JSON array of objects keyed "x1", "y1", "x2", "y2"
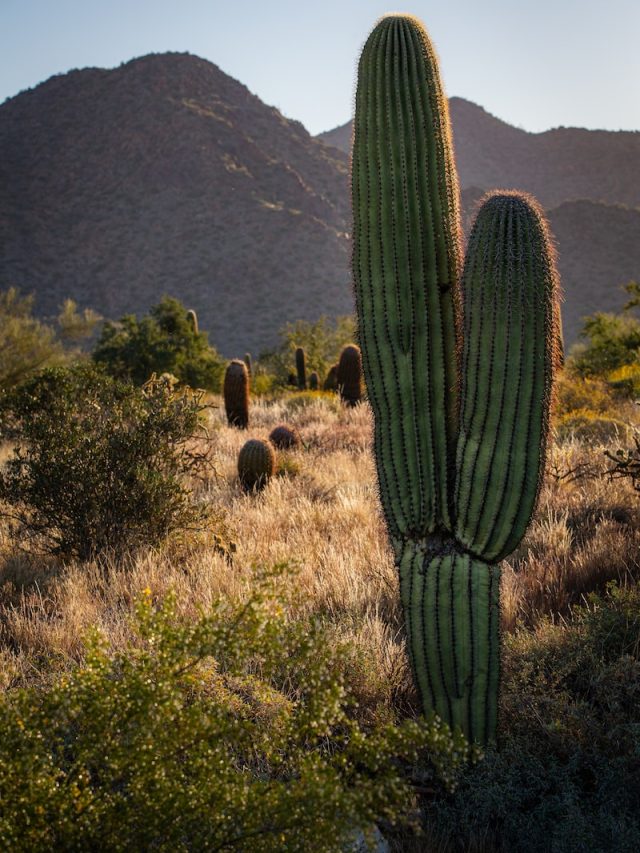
[{"x1": 352, "y1": 14, "x2": 560, "y2": 745}]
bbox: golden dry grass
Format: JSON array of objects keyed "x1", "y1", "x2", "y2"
[{"x1": 1, "y1": 390, "x2": 639, "y2": 726}]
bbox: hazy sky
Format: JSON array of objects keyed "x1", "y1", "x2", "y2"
[{"x1": 2, "y1": 0, "x2": 639, "y2": 136}]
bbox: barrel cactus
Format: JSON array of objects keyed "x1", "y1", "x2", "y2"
[
  {"x1": 223, "y1": 360, "x2": 250, "y2": 429},
  {"x1": 352, "y1": 14, "x2": 560, "y2": 745},
  {"x1": 295, "y1": 347, "x2": 307, "y2": 390},
  {"x1": 309, "y1": 371, "x2": 319, "y2": 391},
  {"x1": 238, "y1": 438, "x2": 276, "y2": 491},
  {"x1": 186, "y1": 309, "x2": 198, "y2": 336},
  {"x1": 269, "y1": 424, "x2": 302, "y2": 450},
  {"x1": 337, "y1": 344, "x2": 363, "y2": 407},
  {"x1": 323, "y1": 364, "x2": 338, "y2": 392}
]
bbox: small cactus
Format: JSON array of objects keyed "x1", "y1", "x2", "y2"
[
  {"x1": 186, "y1": 309, "x2": 198, "y2": 335},
  {"x1": 323, "y1": 364, "x2": 338, "y2": 392},
  {"x1": 238, "y1": 438, "x2": 276, "y2": 491},
  {"x1": 224, "y1": 360, "x2": 250, "y2": 429},
  {"x1": 337, "y1": 344, "x2": 363, "y2": 406},
  {"x1": 244, "y1": 352, "x2": 252, "y2": 376},
  {"x1": 295, "y1": 347, "x2": 307, "y2": 390},
  {"x1": 309, "y1": 371, "x2": 319, "y2": 391},
  {"x1": 269, "y1": 424, "x2": 302, "y2": 450}
]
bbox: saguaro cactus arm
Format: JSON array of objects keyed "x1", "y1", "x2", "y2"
[{"x1": 352, "y1": 14, "x2": 462, "y2": 537}]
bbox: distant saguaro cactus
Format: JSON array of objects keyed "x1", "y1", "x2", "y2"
[
  {"x1": 295, "y1": 347, "x2": 307, "y2": 390},
  {"x1": 224, "y1": 360, "x2": 250, "y2": 429},
  {"x1": 352, "y1": 14, "x2": 560, "y2": 745},
  {"x1": 186, "y1": 309, "x2": 198, "y2": 336},
  {"x1": 323, "y1": 364, "x2": 338, "y2": 392},
  {"x1": 269, "y1": 424, "x2": 302, "y2": 450},
  {"x1": 309, "y1": 371, "x2": 319, "y2": 391},
  {"x1": 337, "y1": 344, "x2": 363, "y2": 407},
  {"x1": 238, "y1": 438, "x2": 276, "y2": 491}
]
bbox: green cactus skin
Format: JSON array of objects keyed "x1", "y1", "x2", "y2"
[
  {"x1": 269, "y1": 424, "x2": 302, "y2": 450},
  {"x1": 352, "y1": 15, "x2": 560, "y2": 745},
  {"x1": 186, "y1": 309, "x2": 198, "y2": 336},
  {"x1": 309, "y1": 371, "x2": 319, "y2": 391},
  {"x1": 323, "y1": 364, "x2": 338, "y2": 392},
  {"x1": 295, "y1": 347, "x2": 307, "y2": 390},
  {"x1": 337, "y1": 344, "x2": 363, "y2": 407},
  {"x1": 223, "y1": 360, "x2": 250, "y2": 429},
  {"x1": 238, "y1": 438, "x2": 276, "y2": 491},
  {"x1": 244, "y1": 352, "x2": 252, "y2": 377}
]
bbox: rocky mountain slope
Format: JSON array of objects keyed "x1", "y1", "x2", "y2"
[
  {"x1": 1, "y1": 54, "x2": 639, "y2": 356},
  {"x1": 0, "y1": 53, "x2": 351, "y2": 357}
]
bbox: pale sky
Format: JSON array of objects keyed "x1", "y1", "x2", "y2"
[{"x1": 2, "y1": 0, "x2": 639, "y2": 136}]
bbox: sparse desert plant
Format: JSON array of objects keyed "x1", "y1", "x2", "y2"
[
  {"x1": 605, "y1": 432, "x2": 640, "y2": 491},
  {"x1": 224, "y1": 359, "x2": 250, "y2": 428},
  {"x1": 0, "y1": 580, "x2": 470, "y2": 852},
  {"x1": 295, "y1": 346, "x2": 307, "y2": 390},
  {"x1": 269, "y1": 424, "x2": 302, "y2": 450},
  {"x1": 554, "y1": 372, "x2": 612, "y2": 416},
  {"x1": 238, "y1": 438, "x2": 276, "y2": 491},
  {"x1": 607, "y1": 363, "x2": 640, "y2": 399},
  {"x1": 0, "y1": 365, "x2": 213, "y2": 560},
  {"x1": 352, "y1": 14, "x2": 560, "y2": 744},
  {"x1": 244, "y1": 351, "x2": 252, "y2": 376},
  {"x1": 337, "y1": 344, "x2": 363, "y2": 407}
]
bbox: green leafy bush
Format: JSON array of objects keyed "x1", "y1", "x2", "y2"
[
  {"x1": 0, "y1": 577, "x2": 470, "y2": 851},
  {"x1": 0, "y1": 288, "x2": 98, "y2": 390},
  {"x1": 0, "y1": 364, "x2": 213, "y2": 560},
  {"x1": 425, "y1": 583, "x2": 640, "y2": 852},
  {"x1": 93, "y1": 296, "x2": 224, "y2": 391},
  {"x1": 569, "y1": 312, "x2": 640, "y2": 378}
]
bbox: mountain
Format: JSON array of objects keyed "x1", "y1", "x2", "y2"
[
  {"x1": 1, "y1": 56, "x2": 639, "y2": 357},
  {"x1": 0, "y1": 53, "x2": 351, "y2": 357},
  {"x1": 318, "y1": 97, "x2": 640, "y2": 210}
]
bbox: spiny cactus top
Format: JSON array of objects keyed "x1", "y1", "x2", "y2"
[{"x1": 238, "y1": 438, "x2": 276, "y2": 492}]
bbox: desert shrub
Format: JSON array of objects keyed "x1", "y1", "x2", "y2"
[
  {"x1": 0, "y1": 288, "x2": 98, "y2": 390},
  {"x1": 553, "y1": 372, "x2": 612, "y2": 416},
  {"x1": 569, "y1": 312, "x2": 640, "y2": 378},
  {"x1": 93, "y1": 296, "x2": 224, "y2": 391},
  {"x1": 0, "y1": 578, "x2": 470, "y2": 851},
  {"x1": 605, "y1": 433, "x2": 640, "y2": 492},
  {"x1": 0, "y1": 364, "x2": 213, "y2": 560},
  {"x1": 555, "y1": 408, "x2": 631, "y2": 444},
  {"x1": 426, "y1": 583, "x2": 640, "y2": 852},
  {"x1": 607, "y1": 363, "x2": 640, "y2": 399}
]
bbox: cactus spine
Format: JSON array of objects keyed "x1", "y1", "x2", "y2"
[
  {"x1": 186, "y1": 309, "x2": 198, "y2": 335},
  {"x1": 352, "y1": 15, "x2": 560, "y2": 745},
  {"x1": 223, "y1": 360, "x2": 250, "y2": 429},
  {"x1": 238, "y1": 438, "x2": 276, "y2": 491},
  {"x1": 295, "y1": 347, "x2": 307, "y2": 390},
  {"x1": 337, "y1": 344, "x2": 363, "y2": 407}
]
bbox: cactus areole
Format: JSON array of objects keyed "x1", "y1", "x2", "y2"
[{"x1": 352, "y1": 14, "x2": 560, "y2": 745}]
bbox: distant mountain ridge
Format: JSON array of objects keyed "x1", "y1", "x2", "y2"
[
  {"x1": 0, "y1": 53, "x2": 351, "y2": 357},
  {"x1": 318, "y1": 97, "x2": 640, "y2": 210},
  {"x1": 1, "y1": 54, "x2": 639, "y2": 357}
]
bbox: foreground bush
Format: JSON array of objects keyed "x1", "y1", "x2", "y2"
[
  {"x1": 0, "y1": 578, "x2": 469, "y2": 851},
  {"x1": 425, "y1": 582, "x2": 640, "y2": 852},
  {"x1": 0, "y1": 365, "x2": 213, "y2": 560}
]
